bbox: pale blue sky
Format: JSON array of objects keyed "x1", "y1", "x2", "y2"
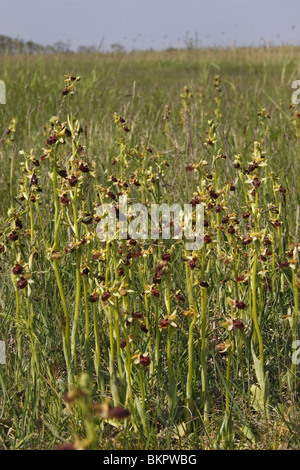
[{"x1": 0, "y1": 0, "x2": 299, "y2": 51}]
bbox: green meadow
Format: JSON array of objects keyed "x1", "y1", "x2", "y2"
[{"x1": 0, "y1": 47, "x2": 299, "y2": 449}]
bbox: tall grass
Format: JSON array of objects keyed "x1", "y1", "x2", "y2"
[{"x1": 0, "y1": 48, "x2": 299, "y2": 450}]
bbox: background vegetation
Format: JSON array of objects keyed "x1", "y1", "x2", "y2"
[{"x1": 0, "y1": 46, "x2": 299, "y2": 450}]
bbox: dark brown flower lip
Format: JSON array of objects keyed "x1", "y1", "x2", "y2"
[
  {"x1": 204, "y1": 234, "x2": 212, "y2": 243},
  {"x1": 159, "y1": 319, "x2": 170, "y2": 329},
  {"x1": 279, "y1": 261, "x2": 289, "y2": 269},
  {"x1": 209, "y1": 190, "x2": 219, "y2": 200},
  {"x1": 15, "y1": 218, "x2": 23, "y2": 229},
  {"x1": 81, "y1": 267, "x2": 90, "y2": 276},
  {"x1": 60, "y1": 194, "x2": 69, "y2": 206},
  {"x1": 101, "y1": 291, "x2": 111, "y2": 302},
  {"x1": 242, "y1": 237, "x2": 252, "y2": 246},
  {"x1": 9, "y1": 231, "x2": 19, "y2": 241},
  {"x1": 46, "y1": 135, "x2": 58, "y2": 145},
  {"x1": 247, "y1": 162, "x2": 258, "y2": 172},
  {"x1": 162, "y1": 252, "x2": 171, "y2": 262},
  {"x1": 252, "y1": 177, "x2": 261, "y2": 189},
  {"x1": 82, "y1": 213, "x2": 93, "y2": 224},
  {"x1": 189, "y1": 258, "x2": 197, "y2": 270},
  {"x1": 79, "y1": 162, "x2": 90, "y2": 173},
  {"x1": 31, "y1": 174, "x2": 38, "y2": 185},
  {"x1": 190, "y1": 197, "x2": 200, "y2": 207},
  {"x1": 107, "y1": 405, "x2": 130, "y2": 420},
  {"x1": 54, "y1": 443, "x2": 76, "y2": 450},
  {"x1": 186, "y1": 165, "x2": 194, "y2": 172},
  {"x1": 233, "y1": 319, "x2": 245, "y2": 330},
  {"x1": 200, "y1": 281, "x2": 209, "y2": 288},
  {"x1": 89, "y1": 293, "x2": 99, "y2": 303},
  {"x1": 17, "y1": 278, "x2": 28, "y2": 289},
  {"x1": 68, "y1": 176, "x2": 78, "y2": 187},
  {"x1": 57, "y1": 168, "x2": 68, "y2": 178},
  {"x1": 107, "y1": 191, "x2": 116, "y2": 200},
  {"x1": 13, "y1": 264, "x2": 23, "y2": 275},
  {"x1": 236, "y1": 300, "x2": 246, "y2": 310},
  {"x1": 64, "y1": 128, "x2": 72, "y2": 137},
  {"x1": 132, "y1": 312, "x2": 143, "y2": 319},
  {"x1": 176, "y1": 293, "x2": 185, "y2": 302},
  {"x1": 139, "y1": 355, "x2": 150, "y2": 366},
  {"x1": 150, "y1": 288, "x2": 160, "y2": 297}
]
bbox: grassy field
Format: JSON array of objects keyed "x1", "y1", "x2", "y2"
[{"x1": 0, "y1": 47, "x2": 299, "y2": 450}]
